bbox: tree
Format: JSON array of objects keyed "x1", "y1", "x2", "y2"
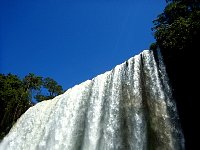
[
  {"x1": 23, "y1": 73, "x2": 42, "y2": 101},
  {"x1": 0, "y1": 74, "x2": 31, "y2": 139},
  {"x1": 151, "y1": 0, "x2": 200, "y2": 52},
  {"x1": 43, "y1": 77, "x2": 63, "y2": 97},
  {"x1": 35, "y1": 77, "x2": 63, "y2": 102},
  {"x1": 0, "y1": 73, "x2": 64, "y2": 139}
]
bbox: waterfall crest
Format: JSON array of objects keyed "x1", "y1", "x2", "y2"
[{"x1": 0, "y1": 50, "x2": 184, "y2": 150}]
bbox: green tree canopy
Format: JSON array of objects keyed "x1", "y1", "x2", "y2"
[
  {"x1": 0, "y1": 73, "x2": 64, "y2": 139},
  {"x1": 23, "y1": 73, "x2": 42, "y2": 91},
  {"x1": 151, "y1": 0, "x2": 200, "y2": 53},
  {"x1": 35, "y1": 77, "x2": 63, "y2": 102},
  {"x1": 43, "y1": 77, "x2": 63, "y2": 97},
  {"x1": 0, "y1": 74, "x2": 30, "y2": 139}
]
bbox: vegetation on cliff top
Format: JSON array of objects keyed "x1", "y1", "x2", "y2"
[{"x1": 0, "y1": 73, "x2": 63, "y2": 139}]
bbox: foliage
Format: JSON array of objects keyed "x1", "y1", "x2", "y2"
[
  {"x1": 151, "y1": 0, "x2": 200, "y2": 52},
  {"x1": 35, "y1": 77, "x2": 63, "y2": 102},
  {"x1": 23, "y1": 73, "x2": 42, "y2": 91},
  {"x1": 0, "y1": 74, "x2": 30, "y2": 139},
  {"x1": 0, "y1": 73, "x2": 64, "y2": 140}
]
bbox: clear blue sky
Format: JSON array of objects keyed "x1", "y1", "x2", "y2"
[{"x1": 0, "y1": 0, "x2": 166, "y2": 90}]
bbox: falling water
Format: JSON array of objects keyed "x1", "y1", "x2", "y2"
[{"x1": 0, "y1": 50, "x2": 184, "y2": 150}]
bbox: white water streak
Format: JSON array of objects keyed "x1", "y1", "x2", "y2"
[{"x1": 0, "y1": 50, "x2": 184, "y2": 150}]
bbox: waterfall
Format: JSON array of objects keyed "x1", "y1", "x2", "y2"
[{"x1": 0, "y1": 50, "x2": 184, "y2": 150}]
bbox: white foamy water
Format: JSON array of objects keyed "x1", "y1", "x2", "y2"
[{"x1": 0, "y1": 50, "x2": 184, "y2": 150}]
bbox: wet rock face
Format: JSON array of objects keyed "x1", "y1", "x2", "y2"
[{"x1": 159, "y1": 42, "x2": 199, "y2": 150}]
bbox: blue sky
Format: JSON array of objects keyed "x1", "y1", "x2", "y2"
[{"x1": 0, "y1": 0, "x2": 166, "y2": 90}]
